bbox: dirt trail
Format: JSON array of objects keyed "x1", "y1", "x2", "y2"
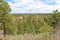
[
  {"x1": 0, "y1": 30, "x2": 4, "y2": 39},
  {"x1": 53, "y1": 30, "x2": 60, "y2": 40},
  {"x1": 50, "y1": 28, "x2": 60, "y2": 40}
]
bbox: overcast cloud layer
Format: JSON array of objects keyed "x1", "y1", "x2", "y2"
[{"x1": 6, "y1": 0, "x2": 60, "y2": 13}]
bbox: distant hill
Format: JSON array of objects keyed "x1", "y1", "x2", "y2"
[{"x1": 12, "y1": 13, "x2": 52, "y2": 16}]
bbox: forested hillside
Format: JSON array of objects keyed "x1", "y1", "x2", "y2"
[{"x1": 0, "y1": 0, "x2": 60, "y2": 40}]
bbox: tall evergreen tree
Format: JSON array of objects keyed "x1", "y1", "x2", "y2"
[{"x1": 0, "y1": 0, "x2": 16, "y2": 36}]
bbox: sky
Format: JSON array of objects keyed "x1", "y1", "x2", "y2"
[{"x1": 6, "y1": 0, "x2": 60, "y2": 13}]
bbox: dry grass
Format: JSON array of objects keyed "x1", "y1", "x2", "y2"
[
  {"x1": 2, "y1": 33, "x2": 52, "y2": 40},
  {"x1": 1, "y1": 30, "x2": 59, "y2": 40}
]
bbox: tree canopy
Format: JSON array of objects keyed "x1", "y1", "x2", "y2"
[{"x1": 0, "y1": 0, "x2": 17, "y2": 36}]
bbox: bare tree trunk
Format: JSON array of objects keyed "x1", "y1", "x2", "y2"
[{"x1": 3, "y1": 22, "x2": 6, "y2": 37}]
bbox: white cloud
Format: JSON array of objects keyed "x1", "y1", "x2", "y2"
[
  {"x1": 55, "y1": 0, "x2": 60, "y2": 3},
  {"x1": 7, "y1": 0, "x2": 60, "y2": 13}
]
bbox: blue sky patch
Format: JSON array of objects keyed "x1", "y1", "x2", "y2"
[{"x1": 5, "y1": 0, "x2": 60, "y2": 13}]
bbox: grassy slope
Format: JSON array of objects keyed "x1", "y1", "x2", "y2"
[{"x1": 0, "y1": 14, "x2": 60, "y2": 40}]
